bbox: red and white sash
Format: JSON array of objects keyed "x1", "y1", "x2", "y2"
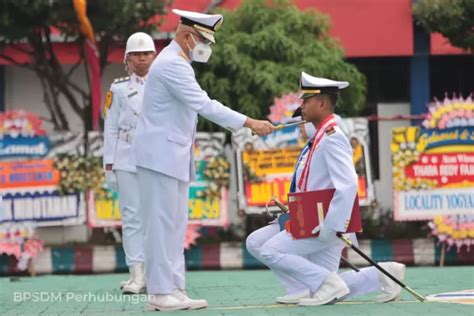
[{"x1": 297, "y1": 114, "x2": 337, "y2": 191}]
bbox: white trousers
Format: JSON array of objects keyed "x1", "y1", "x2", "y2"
[
  {"x1": 136, "y1": 167, "x2": 188, "y2": 295},
  {"x1": 246, "y1": 223, "x2": 380, "y2": 297},
  {"x1": 115, "y1": 170, "x2": 144, "y2": 267}
]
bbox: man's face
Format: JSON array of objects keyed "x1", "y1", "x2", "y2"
[
  {"x1": 300, "y1": 95, "x2": 325, "y2": 122},
  {"x1": 127, "y1": 51, "x2": 155, "y2": 76},
  {"x1": 186, "y1": 31, "x2": 211, "y2": 49}
]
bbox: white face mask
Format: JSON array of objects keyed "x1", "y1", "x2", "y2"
[{"x1": 188, "y1": 34, "x2": 212, "y2": 63}]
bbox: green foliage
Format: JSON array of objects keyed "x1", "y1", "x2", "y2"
[
  {"x1": 0, "y1": 0, "x2": 169, "y2": 69},
  {"x1": 413, "y1": 0, "x2": 474, "y2": 51},
  {"x1": 0, "y1": 0, "x2": 169, "y2": 131},
  {"x1": 195, "y1": 0, "x2": 366, "y2": 130}
]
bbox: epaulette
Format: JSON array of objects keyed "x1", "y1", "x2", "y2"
[
  {"x1": 325, "y1": 126, "x2": 336, "y2": 136},
  {"x1": 113, "y1": 76, "x2": 130, "y2": 84}
]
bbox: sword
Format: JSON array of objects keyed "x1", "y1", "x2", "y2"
[
  {"x1": 265, "y1": 196, "x2": 289, "y2": 216},
  {"x1": 340, "y1": 256, "x2": 360, "y2": 272},
  {"x1": 252, "y1": 120, "x2": 307, "y2": 136}
]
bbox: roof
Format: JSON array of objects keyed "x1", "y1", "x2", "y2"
[{"x1": 0, "y1": 0, "x2": 468, "y2": 65}]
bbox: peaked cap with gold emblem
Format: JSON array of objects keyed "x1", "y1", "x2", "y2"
[
  {"x1": 293, "y1": 72, "x2": 349, "y2": 118},
  {"x1": 172, "y1": 9, "x2": 223, "y2": 43}
]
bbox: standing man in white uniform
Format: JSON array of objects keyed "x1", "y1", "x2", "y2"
[
  {"x1": 103, "y1": 32, "x2": 156, "y2": 295},
  {"x1": 246, "y1": 72, "x2": 406, "y2": 306},
  {"x1": 131, "y1": 9, "x2": 274, "y2": 311}
]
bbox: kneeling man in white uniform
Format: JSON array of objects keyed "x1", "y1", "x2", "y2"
[{"x1": 246, "y1": 72, "x2": 406, "y2": 306}]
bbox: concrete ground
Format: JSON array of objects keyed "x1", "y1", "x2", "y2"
[{"x1": 1, "y1": 266, "x2": 473, "y2": 315}]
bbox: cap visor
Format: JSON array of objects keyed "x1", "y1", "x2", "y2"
[
  {"x1": 196, "y1": 30, "x2": 215, "y2": 43},
  {"x1": 292, "y1": 107, "x2": 302, "y2": 118}
]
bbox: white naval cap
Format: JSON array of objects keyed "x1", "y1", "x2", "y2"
[
  {"x1": 293, "y1": 72, "x2": 349, "y2": 117},
  {"x1": 299, "y1": 72, "x2": 349, "y2": 99},
  {"x1": 172, "y1": 9, "x2": 223, "y2": 43}
]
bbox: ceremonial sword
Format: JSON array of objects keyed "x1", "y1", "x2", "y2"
[{"x1": 251, "y1": 120, "x2": 307, "y2": 136}]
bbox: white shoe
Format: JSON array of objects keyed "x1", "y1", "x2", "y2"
[
  {"x1": 172, "y1": 289, "x2": 208, "y2": 310},
  {"x1": 122, "y1": 263, "x2": 146, "y2": 294},
  {"x1": 119, "y1": 276, "x2": 132, "y2": 289},
  {"x1": 146, "y1": 294, "x2": 191, "y2": 311},
  {"x1": 299, "y1": 273, "x2": 350, "y2": 306},
  {"x1": 376, "y1": 262, "x2": 406, "y2": 303},
  {"x1": 276, "y1": 290, "x2": 310, "y2": 304}
]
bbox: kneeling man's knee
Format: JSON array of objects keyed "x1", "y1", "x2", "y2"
[
  {"x1": 245, "y1": 234, "x2": 261, "y2": 257},
  {"x1": 260, "y1": 245, "x2": 283, "y2": 265}
]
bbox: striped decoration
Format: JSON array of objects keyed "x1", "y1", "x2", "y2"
[{"x1": 0, "y1": 239, "x2": 472, "y2": 276}]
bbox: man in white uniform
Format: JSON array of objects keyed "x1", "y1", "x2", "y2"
[
  {"x1": 103, "y1": 32, "x2": 156, "y2": 295},
  {"x1": 131, "y1": 9, "x2": 274, "y2": 311},
  {"x1": 246, "y1": 72, "x2": 406, "y2": 306}
]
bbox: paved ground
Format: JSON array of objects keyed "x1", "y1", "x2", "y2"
[{"x1": 1, "y1": 267, "x2": 473, "y2": 315}]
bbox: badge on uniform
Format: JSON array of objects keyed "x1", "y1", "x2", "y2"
[
  {"x1": 325, "y1": 126, "x2": 336, "y2": 136},
  {"x1": 128, "y1": 90, "x2": 138, "y2": 98},
  {"x1": 103, "y1": 90, "x2": 113, "y2": 117}
]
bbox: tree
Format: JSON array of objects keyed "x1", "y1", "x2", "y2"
[
  {"x1": 195, "y1": 0, "x2": 366, "y2": 130},
  {"x1": 413, "y1": 0, "x2": 474, "y2": 51},
  {"x1": 0, "y1": 0, "x2": 169, "y2": 131}
]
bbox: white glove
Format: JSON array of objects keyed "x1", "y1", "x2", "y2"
[
  {"x1": 105, "y1": 170, "x2": 118, "y2": 192},
  {"x1": 311, "y1": 223, "x2": 336, "y2": 240}
]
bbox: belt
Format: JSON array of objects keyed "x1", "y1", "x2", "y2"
[{"x1": 118, "y1": 130, "x2": 134, "y2": 144}]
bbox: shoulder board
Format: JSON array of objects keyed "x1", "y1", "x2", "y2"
[
  {"x1": 325, "y1": 126, "x2": 336, "y2": 136},
  {"x1": 113, "y1": 76, "x2": 130, "y2": 84}
]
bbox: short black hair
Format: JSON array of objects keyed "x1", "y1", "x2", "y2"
[
  {"x1": 328, "y1": 94, "x2": 338, "y2": 109},
  {"x1": 318, "y1": 94, "x2": 338, "y2": 110}
]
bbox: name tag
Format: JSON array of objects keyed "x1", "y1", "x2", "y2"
[{"x1": 127, "y1": 91, "x2": 138, "y2": 98}]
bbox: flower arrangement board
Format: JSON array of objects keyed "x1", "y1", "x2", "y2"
[
  {"x1": 188, "y1": 132, "x2": 229, "y2": 226},
  {"x1": 88, "y1": 132, "x2": 230, "y2": 227},
  {"x1": 0, "y1": 111, "x2": 86, "y2": 227},
  {"x1": 0, "y1": 224, "x2": 44, "y2": 271},
  {"x1": 392, "y1": 95, "x2": 474, "y2": 222}
]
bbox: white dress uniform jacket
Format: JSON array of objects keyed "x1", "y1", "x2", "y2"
[
  {"x1": 295, "y1": 124, "x2": 358, "y2": 232},
  {"x1": 131, "y1": 40, "x2": 246, "y2": 182},
  {"x1": 103, "y1": 73, "x2": 145, "y2": 173}
]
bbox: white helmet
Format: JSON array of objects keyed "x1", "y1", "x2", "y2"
[{"x1": 124, "y1": 32, "x2": 156, "y2": 60}]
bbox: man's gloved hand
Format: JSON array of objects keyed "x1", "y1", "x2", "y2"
[
  {"x1": 105, "y1": 170, "x2": 118, "y2": 192},
  {"x1": 311, "y1": 222, "x2": 336, "y2": 240}
]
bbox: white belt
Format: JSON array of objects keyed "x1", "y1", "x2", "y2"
[{"x1": 118, "y1": 130, "x2": 134, "y2": 144}]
